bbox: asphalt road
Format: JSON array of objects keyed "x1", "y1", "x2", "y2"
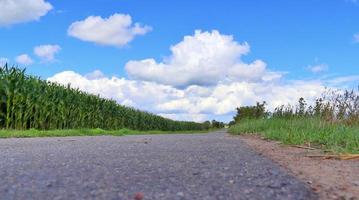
[{"x1": 0, "y1": 130, "x2": 317, "y2": 200}]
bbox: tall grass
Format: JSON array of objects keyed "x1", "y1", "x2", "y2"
[
  {"x1": 272, "y1": 89, "x2": 359, "y2": 125},
  {"x1": 229, "y1": 87, "x2": 359, "y2": 153},
  {"x1": 0, "y1": 65, "x2": 208, "y2": 131},
  {"x1": 229, "y1": 118, "x2": 359, "y2": 153}
]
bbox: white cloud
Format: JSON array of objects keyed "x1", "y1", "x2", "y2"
[
  {"x1": 48, "y1": 71, "x2": 184, "y2": 110},
  {"x1": 307, "y1": 64, "x2": 328, "y2": 73},
  {"x1": 15, "y1": 54, "x2": 33, "y2": 65},
  {"x1": 126, "y1": 30, "x2": 282, "y2": 88},
  {"x1": 68, "y1": 13, "x2": 152, "y2": 47},
  {"x1": 327, "y1": 75, "x2": 359, "y2": 86},
  {"x1": 47, "y1": 30, "x2": 358, "y2": 122},
  {"x1": 158, "y1": 113, "x2": 208, "y2": 122},
  {"x1": 34, "y1": 44, "x2": 61, "y2": 62},
  {"x1": 354, "y1": 33, "x2": 359, "y2": 43},
  {"x1": 47, "y1": 30, "x2": 338, "y2": 122},
  {"x1": 0, "y1": 0, "x2": 52, "y2": 26},
  {"x1": 85, "y1": 70, "x2": 106, "y2": 80},
  {"x1": 0, "y1": 57, "x2": 9, "y2": 66},
  {"x1": 48, "y1": 70, "x2": 325, "y2": 122},
  {"x1": 155, "y1": 81, "x2": 324, "y2": 116}
]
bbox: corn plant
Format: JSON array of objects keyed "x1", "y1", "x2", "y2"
[{"x1": 0, "y1": 64, "x2": 208, "y2": 131}]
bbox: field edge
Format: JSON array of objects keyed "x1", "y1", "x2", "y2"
[{"x1": 0, "y1": 128, "x2": 217, "y2": 139}]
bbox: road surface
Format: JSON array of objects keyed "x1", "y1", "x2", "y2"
[{"x1": 0, "y1": 130, "x2": 316, "y2": 200}]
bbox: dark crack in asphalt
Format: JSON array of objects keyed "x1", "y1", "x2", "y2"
[{"x1": 0, "y1": 130, "x2": 317, "y2": 200}]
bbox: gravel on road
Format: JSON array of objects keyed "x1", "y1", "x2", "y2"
[{"x1": 0, "y1": 130, "x2": 317, "y2": 200}]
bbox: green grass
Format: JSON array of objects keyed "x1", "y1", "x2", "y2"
[
  {"x1": 0, "y1": 128, "x2": 213, "y2": 138},
  {"x1": 228, "y1": 118, "x2": 359, "y2": 153}
]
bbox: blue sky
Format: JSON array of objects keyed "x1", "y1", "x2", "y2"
[{"x1": 1, "y1": 0, "x2": 359, "y2": 122}]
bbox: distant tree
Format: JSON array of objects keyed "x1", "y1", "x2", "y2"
[
  {"x1": 203, "y1": 121, "x2": 211, "y2": 129},
  {"x1": 211, "y1": 120, "x2": 225, "y2": 128},
  {"x1": 233, "y1": 101, "x2": 268, "y2": 123}
]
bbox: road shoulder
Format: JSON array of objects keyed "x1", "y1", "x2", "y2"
[{"x1": 233, "y1": 135, "x2": 359, "y2": 200}]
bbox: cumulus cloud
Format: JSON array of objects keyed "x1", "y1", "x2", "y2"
[
  {"x1": 48, "y1": 30, "x2": 335, "y2": 122},
  {"x1": 0, "y1": 0, "x2": 52, "y2": 26},
  {"x1": 48, "y1": 70, "x2": 325, "y2": 122},
  {"x1": 156, "y1": 81, "x2": 324, "y2": 115},
  {"x1": 126, "y1": 30, "x2": 282, "y2": 88},
  {"x1": 68, "y1": 13, "x2": 152, "y2": 47},
  {"x1": 48, "y1": 71, "x2": 184, "y2": 110},
  {"x1": 15, "y1": 54, "x2": 33, "y2": 65},
  {"x1": 34, "y1": 44, "x2": 61, "y2": 62},
  {"x1": 307, "y1": 64, "x2": 328, "y2": 73},
  {"x1": 158, "y1": 113, "x2": 208, "y2": 123},
  {"x1": 85, "y1": 70, "x2": 106, "y2": 80}
]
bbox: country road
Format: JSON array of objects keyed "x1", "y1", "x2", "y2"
[{"x1": 0, "y1": 130, "x2": 316, "y2": 200}]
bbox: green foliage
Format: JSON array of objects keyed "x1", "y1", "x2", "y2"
[
  {"x1": 229, "y1": 118, "x2": 359, "y2": 153},
  {"x1": 211, "y1": 120, "x2": 225, "y2": 129},
  {"x1": 231, "y1": 101, "x2": 267, "y2": 124},
  {"x1": 0, "y1": 65, "x2": 207, "y2": 131},
  {"x1": 273, "y1": 88, "x2": 359, "y2": 125},
  {"x1": 0, "y1": 128, "x2": 212, "y2": 138},
  {"x1": 229, "y1": 88, "x2": 359, "y2": 154}
]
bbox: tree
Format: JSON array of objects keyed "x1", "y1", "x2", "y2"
[{"x1": 233, "y1": 101, "x2": 267, "y2": 123}]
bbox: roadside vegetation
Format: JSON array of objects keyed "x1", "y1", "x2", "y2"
[
  {"x1": 0, "y1": 65, "x2": 224, "y2": 135},
  {"x1": 0, "y1": 128, "x2": 215, "y2": 138},
  {"x1": 229, "y1": 88, "x2": 359, "y2": 153}
]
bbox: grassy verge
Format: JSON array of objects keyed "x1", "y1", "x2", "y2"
[
  {"x1": 0, "y1": 128, "x2": 214, "y2": 138},
  {"x1": 228, "y1": 118, "x2": 359, "y2": 153}
]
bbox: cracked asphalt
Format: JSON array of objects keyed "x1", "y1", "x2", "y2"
[{"x1": 0, "y1": 130, "x2": 317, "y2": 200}]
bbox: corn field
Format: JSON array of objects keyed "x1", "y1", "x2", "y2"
[{"x1": 0, "y1": 65, "x2": 207, "y2": 131}]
